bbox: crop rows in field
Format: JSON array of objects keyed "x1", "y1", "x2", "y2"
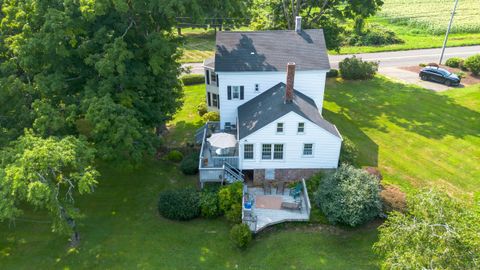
[{"x1": 378, "y1": 0, "x2": 480, "y2": 34}]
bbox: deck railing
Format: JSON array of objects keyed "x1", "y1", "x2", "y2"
[{"x1": 301, "y1": 178, "x2": 312, "y2": 217}]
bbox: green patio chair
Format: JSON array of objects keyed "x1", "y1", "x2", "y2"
[{"x1": 289, "y1": 182, "x2": 303, "y2": 199}]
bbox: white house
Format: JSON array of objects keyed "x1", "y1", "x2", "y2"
[{"x1": 197, "y1": 17, "x2": 342, "y2": 186}]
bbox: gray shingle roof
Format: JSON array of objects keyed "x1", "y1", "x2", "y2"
[
  {"x1": 238, "y1": 83, "x2": 341, "y2": 139},
  {"x1": 215, "y1": 30, "x2": 330, "y2": 72}
]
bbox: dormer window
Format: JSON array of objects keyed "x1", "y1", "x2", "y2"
[{"x1": 276, "y1": 123, "x2": 284, "y2": 134}]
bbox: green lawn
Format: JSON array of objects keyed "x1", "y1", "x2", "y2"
[
  {"x1": 338, "y1": 18, "x2": 480, "y2": 54},
  {"x1": 0, "y1": 160, "x2": 378, "y2": 269},
  {"x1": 324, "y1": 77, "x2": 480, "y2": 197},
  {"x1": 2, "y1": 79, "x2": 479, "y2": 268},
  {"x1": 165, "y1": 83, "x2": 205, "y2": 147},
  {"x1": 0, "y1": 83, "x2": 380, "y2": 270}
]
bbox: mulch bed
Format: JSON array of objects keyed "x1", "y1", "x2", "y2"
[{"x1": 401, "y1": 65, "x2": 480, "y2": 86}]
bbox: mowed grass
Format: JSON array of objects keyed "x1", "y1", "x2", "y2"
[
  {"x1": 338, "y1": 18, "x2": 480, "y2": 54},
  {"x1": 323, "y1": 77, "x2": 480, "y2": 197},
  {"x1": 165, "y1": 83, "x2": 205, "y2": 147},
  {"x1": 180, "y1": 28, "x2": 216, "y2": 63},
  {"x1": 379, "y1": 0, "x2": 480, "y2": 34},
  {"x1": 0, "y1": 83, "x2": 380, "y2": 270}
]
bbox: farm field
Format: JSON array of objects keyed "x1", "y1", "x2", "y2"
[{"x1": 378, "y1": 0, "x2": 480, "y2": 34}]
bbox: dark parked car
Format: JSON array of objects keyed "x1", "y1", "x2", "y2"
[{"x1": 419, "y1": 66, "x2": 461, "y2": 86}]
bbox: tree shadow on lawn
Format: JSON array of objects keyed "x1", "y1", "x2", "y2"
[
  {"x1": 325, "y1": 78, "x2": 480, "y2": 140},
  {"x1": 165, "y1": 120, "x2": 204, "y2": 146}
]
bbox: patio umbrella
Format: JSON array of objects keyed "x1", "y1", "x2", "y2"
[{"x1": 207, "y1": 132, "x2": 237, "y2": 149}]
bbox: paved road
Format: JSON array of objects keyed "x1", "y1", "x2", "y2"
[
  {"x1": 329, "y1": 45, "x2": 480, "y2": 69},
  {"x1": 182, "y1": 45, "x2": 480, "y2": 74}
]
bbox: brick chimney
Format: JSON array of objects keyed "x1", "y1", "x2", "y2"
[{"x1": 285, "y1": 62, "x2": 295, "y2": 103}]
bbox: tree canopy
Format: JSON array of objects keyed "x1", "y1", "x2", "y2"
[
  {"x1": 0, "y1": 0, "x2": 195, "y2": 163},
  {"x1": 0, "y1": 132, "x2": 99, "y2": 242},
  {"x1": 249, "y1": 0, "x2": 384, "y2": 50},
  {"x1": 374, "y1": 190, "x2": 480, "y2": 269}
]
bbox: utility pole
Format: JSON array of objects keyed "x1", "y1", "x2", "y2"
[{"x1": 439, "y1": 0, "x2": 460, "y2": 65}]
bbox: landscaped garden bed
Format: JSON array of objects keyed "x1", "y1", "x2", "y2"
[{"x1": 400, "y1": 65, "x2": 480, "y2": 86}]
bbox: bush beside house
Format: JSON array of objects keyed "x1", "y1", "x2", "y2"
[
  {"x1": 339, "y1": 137, "x2": 358, "y2": 166},
  {"x1": 339, "y1": 56, "x2": 378, "y2": 80},
  {"x1": 180, "y1": 74, "x2": 205, "y2": 85},
  {"x1": 180, "y1": 153, "x2": 199, "y2": 175},
  {"x1": 218, "y1": 182, "x2": 243, "y2": 223},
  {"x1": 197, "y1": 102, "x2": 208, "y2": 117},
  {"x1": 202, "y1": 111, "x2": 220, "y2": 122},
  {"x1": 200, "y1": 188, "x2": 222, "y2": 218},
  {"x1": 166, "y1": 150, "x2": 184, "y2": 163},
  {"x1": 315, "y1": 164, "x2": 382, "y2": 227},
  {"x1": 158, "y1": 188, "x2": 201, "y2": 220}
]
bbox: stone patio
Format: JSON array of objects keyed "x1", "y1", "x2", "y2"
[{"x1": 242, "y1": 182, "x2": 311, "y2": 233}]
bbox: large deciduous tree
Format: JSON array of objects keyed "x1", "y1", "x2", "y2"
[
  {"x1": 374, "y1": 190, "x2": 480, "y2": 269},
  {"x1": 249, "y1": 0, "x2": 383, "y2": 51},
  {"x1": 0, "y1": 132, "x2": 99, "y2": 244},
  {"x1": 0, "y1": 0, "x2": 197, "y2": 163}
]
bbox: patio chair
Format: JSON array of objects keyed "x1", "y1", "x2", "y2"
[
  {"x1": 276, "y1": 181, "x2": 285, "y2": 195},
  {"x1": 263, "y1": 181, "x2": 272, "y2": 195},
  {"x1": 289, "y1": 182, "x2": 303, "y2": 199}
]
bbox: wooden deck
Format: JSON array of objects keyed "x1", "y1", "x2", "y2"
[{"x1": 243, "y1": 184, "x2": 311, "y2": 233}]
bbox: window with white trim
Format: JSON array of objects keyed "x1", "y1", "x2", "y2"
[
  {"x1": 244, "y1": 144, "x2": 254, "y2": 160},
  {"x1": 298, "y1": 122, "x2": 305, "y2": 133},
  {"x1": 273, "y1": 144, "x2": 284, "y2": 160},
  {"x1": 212, "y1": 94, "x2": 218, "y2": 108},
  {"x1": 303, "y1": 143, "x2": 313, "y2": 156},
  {"x1": 232, "y1": 86, "x2": 240, "y2": 99},
  {"x1": 262, "y1": 144, "x2": 284, "y2": 160},
  {"x1": 276, "y1": 123, "x2": 284, "y2": 134},
  {"x1": 262, "y1": 144, "x2": 272, "y2": 160}
]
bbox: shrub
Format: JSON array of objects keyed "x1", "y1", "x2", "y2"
[
  {"x1": 230, "y1": 223, "x2": 252, "y2": 249},
  {"x1": 202, "y1": 111, "x2": 220, "y2": 122},
  {"x1": 339, "y1": 56, "x2": 378, "y2": 80},
  {"x1": 180, "y1": 153, "x2": 199, "y2": 175},
  {"x1": 200, "y1": 189, "x2": 222, "y2": 218},
  {"x1": 419, "y1": 63, "x2": 427, "y2": 67},
  {"x1": 180, "y1": 74, "x2": 204, "y2": 85},
  {"x1": 197, "y1": 102, "x2": 208, "y2": 117},
  {"x1": 219, "y1": 182, "x2": 243, "y2": 223},
  {"x1": 225, "y1": 203, "x2": 242, "y2": 223},
  {"x1": 339, "y1": 137, "x2": 358, "y2": 165},
  {"x1": 445, "y1": 57, "x2": 464, "y2": 68},
  {"x1": 158, "y1": 188, "x2": 200, "y2": 220},
  {"x1": 166, "y1": 150, "x2": 184, "y2": 163},
  {"x1": 464, "y1": 54, "x2": 480, "y2": 75},
  {"x1": 456, "y1": 71, "x2": 466, "y2": 78},
  {"x1": 347, "y1": 24, "x2": 403, "y2": 46},
  {"x1": 326, "y1": 69, "x2": 339, "y2": 78},
  {"x1": 380, "y1": 185, "x2": 406, "y2": 213},
  {"x1": 315, "y1": 164, "x2": 382, "y2": 227}
]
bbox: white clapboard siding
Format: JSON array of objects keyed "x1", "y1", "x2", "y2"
[
  {"x1": 238, "y1": 112, "x2": 341, "y2": 170},
  {"x1": 216, "y1": 70, "x2": 327, "y2": 128}
]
